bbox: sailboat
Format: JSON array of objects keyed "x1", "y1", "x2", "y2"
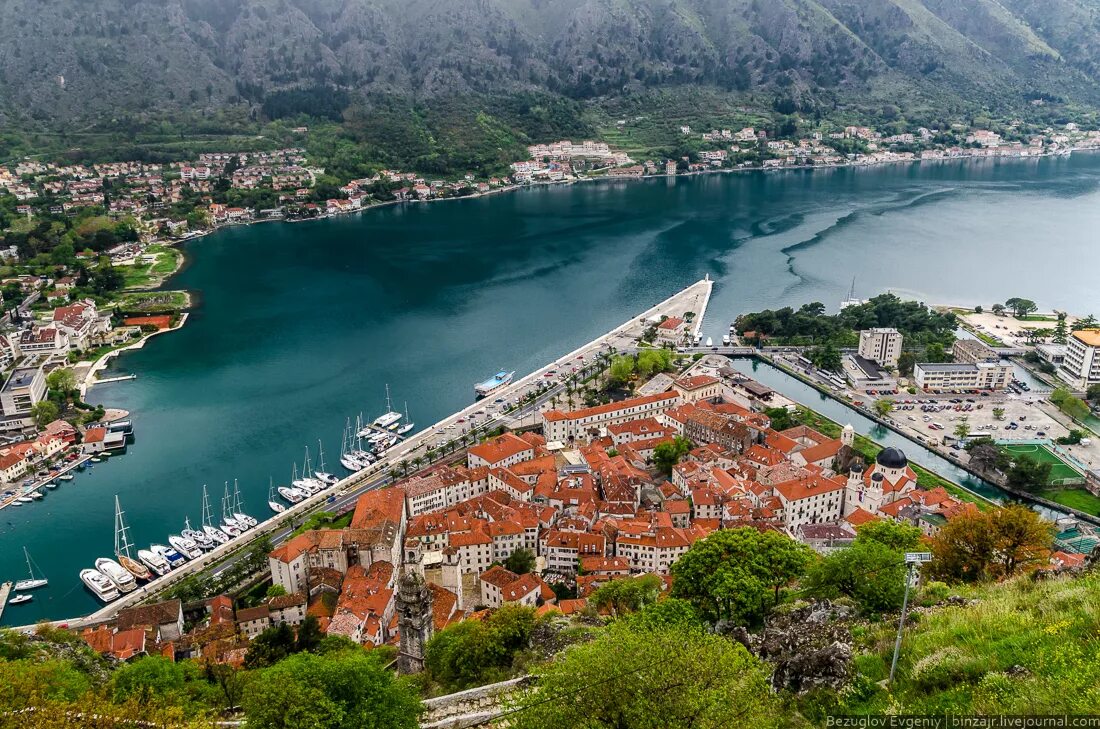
[
  {"x1": 181, "y1": 516, "x2": 215, "y2": 550},
  {"x1": 113, "y1": 496, "x2": 152, "y2": 581},
  {"x1": 220, "y1": 483, "x2": 242, "y2": 536},
  {"x1": 340, "y1": 418, "x2": 365, "y2": 472},
  {"x1": 14, "y1": 547, "x2": 47, "y2": 590},
  {"x1": 268, "y1": 478, "x2": 285, "y2": 513},
  {"x1": 293, "y1": 448, "x2": 324, "y2": 493},
  {"x1": 201, "y1": 486, "x2": 231, "y2": 544},
  {"x1": 231, "y1": 479, "x2": 256, "y2": 528},
  {"x1": 314, "y1": 439, "x2": 338, "y2": 485},
  {"x1": 396, "y1": 402, "x2": 415, "y2": 435},
  {"x1": 373, "y1": 384, "x2": 402, "y2": 428}
]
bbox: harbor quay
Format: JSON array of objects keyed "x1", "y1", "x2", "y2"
[{"x1": 9, "y1": 277, "x2": 713, "y2": 630}]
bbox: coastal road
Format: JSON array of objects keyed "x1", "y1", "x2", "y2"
[{"x1": 13, "y1": 277, "x2": 713, "y2": 631}]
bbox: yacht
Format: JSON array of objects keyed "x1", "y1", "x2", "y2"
[
  {"x1": 294, "y1": 449, "x2": 325, "y2": 493},
  {"x1": 59, "y1": 473, "x2": 74, "y2": 481},
  {"x1": 396, "y1": 404, "x2": 415, "y2": 435},
  {"x1": 340, "y1": 454, "x2": 368, "y2": 472},
  {"x1": 182, "y1": 518, "x2": 214, "y2": 550},
  {"x1": 94, "y1": 558, "x2": 137, "y2": 593},
  {"x1": 8, "y1": 593, "x2": 32, "y2": 605},
  {"x1": 14, "y1": 547, "x2": 48, "y2": 591},
  {"x1": 200, "y1": 485, "x2": 231, "y2": 544},
  {"x1": 373, "y1": 384, "x2": 402, "y2": 428},
  {"x1": 137, "y1": 548, "x2": 171, "y2": 576},
  {"x1": 230, "y1": 480, "x2": 256, "y2": 529},
  {"x1": 29, "y1": 490, "x2": 43, "y2": 500},
  {"x1": 16, "y1": 496, "x2": 32, "y2": 504},
  {"x1": 168, "y1": 534, "x2": 203, "y2": 559},
  {"x1": 44, "y1": 481, "x2": 58, "y2": 490},
  {"x1": 151, "y1": 544, "x2": 187, "y2": 569},
  {"x1": 475, "y1": 370, "x2": 514, "y2": 398},
  {"x1": 80, "y1": 568, "x2": 121, "y2": 603},
  {"x1": 204, "y1": 524, "x2": 230, "y2": 544},
  {"x1": 220, "y1": 520, "x2": 242, "y2": 538},
  {"x1": 279, "y1": 486, "x2": 305, "y2": 503}
]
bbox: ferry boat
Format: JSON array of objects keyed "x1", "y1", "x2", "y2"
[
  {"x1": 14, "y1": 547, "x2": 48, "y2": 591},
  {"x1": 8, "y1": 593, "x2": 32, "y2": 605},
  {"x1": 80, "y1": 568, "x2": 121, "y2": 602},
  {"x1": 151, "y1": 543, "x2": 187, "y2": 568},
  {"x1": 94, "y1": 558, "x2": 137, "y2": 593},
  {"x1": 475, "y1": 370, "x2": 514, "y2": 398},
  {"x1": 137, "y1": 548, "x2": 171, "y2": 576}
]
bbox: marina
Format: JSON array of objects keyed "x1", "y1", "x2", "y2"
[{"x1": 0, "y1": 453, "x2": 94, "y2": 512}]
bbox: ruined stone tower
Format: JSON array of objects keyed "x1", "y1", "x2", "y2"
[{"x1": 395, "y1": 569, "x2": 434, "y2": 674}]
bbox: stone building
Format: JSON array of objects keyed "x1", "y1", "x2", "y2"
[{"x1": 395, "y1": 570, "x2": 434, "y2": 674}]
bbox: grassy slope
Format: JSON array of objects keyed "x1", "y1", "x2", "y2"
[{"x1": 798, "y1": 571, "x2": 1100, "y2": 717}]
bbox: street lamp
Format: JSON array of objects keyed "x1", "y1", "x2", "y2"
[{"x1": 889, "y1": 551, "x2": 932, "y2": 684}]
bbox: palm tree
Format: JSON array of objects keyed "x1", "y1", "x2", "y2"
[
  {"x1": 411, "y1": 456, "x2": 424, "y2": 472},
  {"x1": 426, "y1": 447, "x2": 437, "y2": 463}
]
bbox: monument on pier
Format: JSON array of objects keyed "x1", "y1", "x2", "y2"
[{"x1": 395, "y1": 570, "x2": 434, "y2": 674}]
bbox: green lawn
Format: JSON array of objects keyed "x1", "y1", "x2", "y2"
[
  {"x1": 119, "y1": 245, "x2": 182, "y2": 289},
  {"x1": 114, "y1": 290, "x2": 189, "y2": 312},
  {"x1": 1037, "y1": 487, "x2": 1100, "y2": 515},
  {"x1": 1001, "y1": 443, "x2": 1082, "y2": 483}
]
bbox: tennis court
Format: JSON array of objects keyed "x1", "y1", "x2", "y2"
[{"x1": 1001, "y1": 443, "x2": 1083, "y2": 484}]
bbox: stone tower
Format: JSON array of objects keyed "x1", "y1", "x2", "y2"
[{"x1": 395, "y1": 570, "x2": 434, "y2": 674}]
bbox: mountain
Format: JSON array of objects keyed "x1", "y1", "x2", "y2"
[{"x1": 3, "y1": 0, "x2": 1100, "y2": 149}]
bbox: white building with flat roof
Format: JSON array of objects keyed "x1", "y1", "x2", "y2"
[
  {"x1": 1060, "y1": 330, "x2": 1100, "y2": 388},
  {"x1": 914, "y1": 361, "x2": 1012, "y2": 392},
  {"x1": 858, "y1": 328, "x2": 902, "y2": 367}
]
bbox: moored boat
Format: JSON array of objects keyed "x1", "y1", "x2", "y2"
[
  {"x1": 137, "y1": 548, "x2": 171, "y2": 576},
  {"x1": 151, "y1": 544, "x2": 187, "y2": 569},
  {"x1": 14, "y1": 547, "x2": 48, "y2": 591},
  {"x1": 8, "y1": 593, "x2": 32, "y2": 605},
  {"x1": 95, "y1": 558, "x2": 137, "y2": 593},
  {"x1": 168, "y1": 534, "x2": 202, "y2": 559},
  {"x1": 80, "y1": 568, "x2": 121, "y2": 602},
  {"x1": 279, "y1": 486, "x2": 305, "y2": 503},
  {"x1": 59, "y1": 474, "x2": 74, "y2": 481}
]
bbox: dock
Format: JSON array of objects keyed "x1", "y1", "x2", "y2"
[
  {"x1": 96, "y1": 374, "x2": 137, "y2": 385},
  {"x1": 0, "y1": 582, "x2": 11, "y2": 623}
]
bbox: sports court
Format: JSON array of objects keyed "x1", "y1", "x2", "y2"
[{"x1": 1001, "y1": 442, "x2": 1084, "y2": 484}]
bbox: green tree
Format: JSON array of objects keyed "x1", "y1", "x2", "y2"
[
  {"x1": 295, "y1": 615, "x2": 324, "y2": 653},
  {"x1": 1050, "y1": 387, "x2": 1090, "y2": 421},
  {"x1": 953, "y1": 422, "x2": 970, "y2": 440},
  {"x1": 46, "y1": 367, "x2": 77, "y2": 393},
  {"x1": 504, "y1": 547, "x2": 535, "y2": 575},
  {"x1": 873, "y1": 398, "x2": 894, "y2": 417},
  {"x1": 807, "y1": 342, "x2": 842, "y2": 372},
  {"x1": 608, "y1": 355, "x2": 636, "y2": 386},
  {"x1": 243, "y1": 650, "x2": 421, "y2": 729},
  {"x1": 1005, "y1": 297, "x2": 1038, "y2": 318},
  {"x1": 670, "y1": 528, "x2": 813, "y2": 624},
  {"x1": 244, "y1": 623, "x2": 297, "y2": 669},
  {"x1": 991, "y1": 303, "x2": 1006, "y2": 316},
  {"x1": 508, "y1": 622, "x2": 778, "y2": 729},
  {"x1": 590, "y1": 574, "x2": 662, "y2": 616},
  {"x1": 804, "y1": 538, "x2": 907, "y2": 614},
  {"x1": 1086, "y1": 384, "x2": 1100, "y2": 403},
  {"x1": 1005, "y1": 453, "x2": 1053, "y2": 493},
  {"x1": 0, "y1": 658, "x2": 92, "y2": 712},
  {"x1": 924, "y1": 342, "x2": 948, "y2": 363},
  {"x1": 110, "y1": 656, "x2": 215, "y2": 711},
  {"x1": 652, "y1": 435, "x2": 692, "y2": 476},
  {"x1": 992, "y1": 407, "x2": 1006, "y2": 420},
  {"x1": 264, "y1": 584, "x2": 287, "y2": 599},
  {"x1": 764, "y1": 406, "x2": 794, "y2": 431},
  {"x1": 31, "y1": 400, "x2": 60, "y2": 428},
  {"x1": 636, "y1": 348, "x2": 673, "y2": 377},
  {"x1": 854, "y1": 520, "x2": 923, "y2": 552},
  {"x1": 1053, "y1": 317, "x2": 1068, "y2": 344},
  {"x1": 897, "y1": 350, "x2": 916, "y2": 377},
  {"x1": 425, "y1": 604, "x2": 536, "y2": 691}
]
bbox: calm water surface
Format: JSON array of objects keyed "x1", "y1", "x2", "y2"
[{"x1": 4, "y1": 154, "x2": 1100, "y2": 623}]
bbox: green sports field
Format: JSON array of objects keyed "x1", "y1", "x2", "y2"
[{"x1": 1002, "y1": 443, "x2": 1083, "y2": 484}]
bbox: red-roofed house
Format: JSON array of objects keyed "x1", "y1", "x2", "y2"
[
  {"x1": 467, "y1": 433, "x2": 535, "y2": 470},
  {"x1": 541, "y1": 391, "x2": 681, "y2": 443}
]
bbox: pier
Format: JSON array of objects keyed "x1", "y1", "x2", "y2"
[
  {"x1": 95, "y1": 374, "x2": 137, "y2": 385},
  {"x1": 0, "y1": 582, "x2": 10, "y2": 623},
  {"x1": 7, "y1": 277, "x2": 714, "y2": 630}
]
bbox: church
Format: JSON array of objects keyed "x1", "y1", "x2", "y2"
[{"x1": 842, "y1": 442, "x2": 918, "y2": 518}]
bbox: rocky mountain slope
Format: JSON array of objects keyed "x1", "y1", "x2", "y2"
[{"x1": 2, "y1": 0, "x2": 1100, "y2": 127}]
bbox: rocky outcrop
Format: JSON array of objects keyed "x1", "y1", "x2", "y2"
[{"x1": 727, "y1": 600, "x2": 856, "y2": 694}]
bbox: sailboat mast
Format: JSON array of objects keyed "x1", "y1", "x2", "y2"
[
  {"x1": 233, "y1": 479, "x2": 243, "y2": 513},
  {"x1": 317, "y1": 439, "x2": 326, "y2": 472},
  {"x1": 114, "y1": 495, "x2": 133, "y2": 558},
  {"x1": 202, "y1": 485, "x2": 212, "y2": 527},
  {"x1": 222, "y1": 482, "x2": 231, "y2": 521},
  {"x1": 385, "y1": 384, "x2": 393, "y2": 413}
]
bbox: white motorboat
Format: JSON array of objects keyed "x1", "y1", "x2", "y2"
[
  {"x1": 168, "y1": 534, "x2": 202, "y2": 559},
  {"x1": 8, "y1": 593, "x2": 32, "y2": 605},
  {"x1": 279, "y1": 486, "x2": 305, "y2": 503},
  {"x1": 95, "y1": 558, "x2": 137, "y2": 593},
  {"x1": 59, "y1": 474, "x2": 74, "y2": 481},
  {"x1": 44, "y1": 481, "x2": 58, "y2": 489},
  {"x1": 80, "y1": 568, "x2": 121, "y2": 602},
  {"x1": 151, "y1": 543, "x2": 187, "y2": 569},
  {"x1": 137, "y1": 548, "x2": 171, "y2": 576},
  {"x1": 16, "y1": 496, "x2": 32, "y2": 504},
  {"x1": 29, "y1": 491, "x2": 43, "y2": 500},
  {"x1": 14, "y1": 547, "x2": 48, "y2": 591}
]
